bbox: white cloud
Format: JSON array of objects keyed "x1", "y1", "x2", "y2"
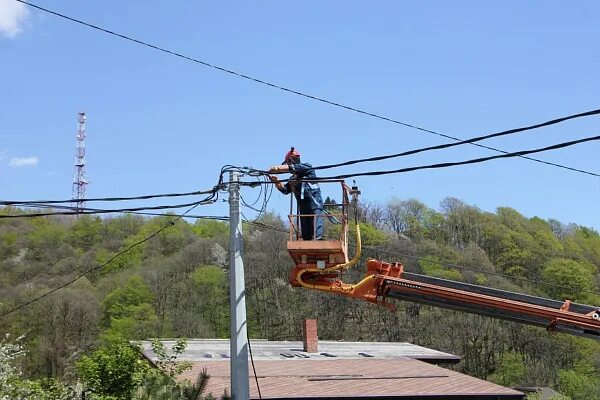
[
  {"x1": 0, "y1": 0, "x2": 30, "y2": 38},
  {"x1": 9, "y1": 156, "x2": 38, "y2": 167}
]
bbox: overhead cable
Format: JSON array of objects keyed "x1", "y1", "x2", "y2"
[
  {"x1": 8, "y1": 203, "x2": 230, "y2": 221},
  {"x1": 0, "y1": 199, "x2": 216, "y2": 219},
  {"x1": 315, "y1": 134, "x2": 600, "y2": 180},
  {"x1": 1, "y1": 164, "x2": 244, "y2": 220},
  {"x1": 0, "y1": 167, "x2": 232, "y2": 219},
  {"x1": 15, "y1": 0, "x2": 598, "y2": 176},
  {"x1": 1, "y1": 188, "x2": 216, "y2": 206},
  {"x1": 303, "y1": 109, "x2": 600, "y2": 177}
]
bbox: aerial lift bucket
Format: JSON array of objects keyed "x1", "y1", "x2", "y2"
[{"x1": 286, "y1": 180, "x2": 358, "y2": 287}]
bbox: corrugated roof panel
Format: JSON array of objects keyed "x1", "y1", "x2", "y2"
[{"x1": 139, "y1": 339, "x2": 461, "y2": 363}]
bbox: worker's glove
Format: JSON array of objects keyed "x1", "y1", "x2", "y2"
[{"x1": 269, "y1": 175, "x2": 279, "y2": 183}]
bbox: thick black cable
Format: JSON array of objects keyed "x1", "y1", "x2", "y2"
[
  {"x1": 0, "y1": 199, "x2": 217, "y2": 219},
  {"x1": 316, "y1": 135, "x2": 600, "y2": 180},
  {"x1": 240, "y1": 173, "x2": 274, "y2": 221},
  {"x1": 1, "y1": 188, "x2": 216, "y2": 206},
  {"x1": 111, "y1": 211, "x2": 227, "y2": 220},
  {"x1": 304, "y1": 109, "x2": 600, "y2": 177},
  {"x1": 1, "y1": 165, "x2": 236, "y2": 219},
  {"x1": 10, "y1": 203, "x2": 231, "y2": 221},
  {"x1": 0, "y1": 200, "x2": 204, "y2": 319},
  {"x1": 237, "y1": 134, "x2": 600, "y2": 186},
  {"x1": 133, "y1": 212, "x2": 228, "y2": 221},
  {"x1": 15, "y1": 0, "x2": 598, "y2": 177},
  {"x1": 247, "y1": 333, "x2": 262, "y2": 399}
]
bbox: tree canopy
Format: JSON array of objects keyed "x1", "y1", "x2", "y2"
[{"x1": 1, "y1": 197, "x2": 599, "y2": 399}]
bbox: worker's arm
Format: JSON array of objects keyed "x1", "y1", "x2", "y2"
[
  {"x1": 269, "y1": 174, "x2": 289, "y2": 194},
  {"x1": 268, "y1": 165, "x2": 291, "y2": 193},
  {"x1": 268, "y1": 165, "x2": 290, "y2": 174}
]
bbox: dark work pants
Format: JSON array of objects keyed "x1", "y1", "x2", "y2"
[{"x1": 297, "y1": 189, "x2": 323, "y2": 240}]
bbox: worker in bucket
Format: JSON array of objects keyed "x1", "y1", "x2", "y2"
[{"x1": 269, "y1": 147, "x2": 324, "y2": 240}]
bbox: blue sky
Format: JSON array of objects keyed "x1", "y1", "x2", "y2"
[{"x1": 1, "y1": 1, "x2": 599, "y2": 229}]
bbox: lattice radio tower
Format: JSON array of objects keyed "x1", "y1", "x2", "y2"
[{"x1": 72, "y1": 112, "x2": 88, "y2": 213}]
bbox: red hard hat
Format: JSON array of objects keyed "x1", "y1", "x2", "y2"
[{"x1": 284, "y1": 147, "x2": 301, "y2": 162}]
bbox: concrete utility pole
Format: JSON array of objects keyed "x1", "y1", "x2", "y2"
[{"x1": 228, "y1": 171, "x2": 250, "y2": 400}]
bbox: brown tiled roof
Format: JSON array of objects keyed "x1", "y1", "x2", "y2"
[{"x1": 179, "y1": 358, "x2": 524, "y2": 399}]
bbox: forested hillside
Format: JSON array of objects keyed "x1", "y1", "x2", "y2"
[{"x1": 1, "y1": 197, "x2": 599, "y2": 399}]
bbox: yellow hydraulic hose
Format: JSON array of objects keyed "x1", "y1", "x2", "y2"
[
  {"x1": 296, "y1": 224, "x2": 362, "y2": 291},
  {"x1": 337, "y1": 274, "x2": 376, "y2": 294}
]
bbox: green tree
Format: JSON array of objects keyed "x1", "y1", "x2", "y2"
[
  {"x1": 134, "y1": 339, "x2": 228, "y2": 400},
  {"x1": 385, "y1": 198, "x2": 428, "y2": 240},
  {"x1": 356, "y1": 222, "x2": 388, "y2": 246},
  {"x1": 26, "y1": 218, "x2": 70, "y2": 264},
  {"x1": 193, "y1": 220, "x2": 228, "y2": 239},
  {"x1": 102, "y1": 275, "x2": 159, "y2": 339},
  {"x1": 541, "y1": 259, "x2": 596, "y2": 302},
  {"x1": 77, "y1": 341, "x2": 149, "y2": 400},
  {"x1": 69, "y1": 215, "x2": 103, "y2": 251},
  {"x1": 191, "y1": 265, "x2": 229, "y2": 337},
  {"x1": 558, "y1": 369, "x2": 600, "y2": 400},
  {"x1": 488, "y1": 352, "x2": 526, "y2": 387},
  {"x1": 418, "y1": 255, "x2": 462, "y2": 281}
]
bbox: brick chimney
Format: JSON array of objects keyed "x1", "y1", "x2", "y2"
[{"x1": 302, "y1": 319, "x2": 318, "y2": 353}]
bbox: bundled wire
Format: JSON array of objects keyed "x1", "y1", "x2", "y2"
[
  {"x1": 239, "y1": 171, "x2": 274, "y2": 220},
  {"x1": 316, "y1": 134, "x2": 600, "y2": 180},
  {"x1": 9, "y1": 203, "x2": 230, "y2": 221},
  {"x1": 1, "y1": 188, "x2": 216, "y2": 206},
  {"x1": 303, "y1": 109, "x2": 600, "y2": 177},
  {"x1": 0, "y1": 165, "x2": 235, "y2": 219},
  {"x1": 0, "y1": 200, "x2": 216, "y2": 219},
  {"x1": 244, "y1": 134, "x2": 600, "y2": 184}
]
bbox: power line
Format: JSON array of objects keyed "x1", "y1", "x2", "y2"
[
  {"x1": 239, "y1": 173, "x2": 274, "y2": 221},
  {"x1": 1, "y1": 165, "x2": 250, "y2": 220},
  {"x1": 7, "y1": 203, "x2": 230, "y2": 221},
  {"x1": 7, "y1": 115, "x2": 590, "y2": 218},
  {"x1": 15, "y1": 0, "x2": 597, "y2": 177},
  {"x1": 1, "y1": 188, "x2": 216, "y2": 206},
  {"x1": 0, "y1": 200, "x2": 205, "y2": 319},
  {"x1": 28, "y1": 202, "x2": 264, "y2": 226},
  {"x1": 239, "y1": 134, "x2": 600, "y2": 185},
  {"x1": 315, "y1": 134, "x2": 600, "y2": 180},
  {"x1": 1, "y1": 170, "x2": 230, "y2": 219},
  {"x1": 303, "y1": 109, "x2": 600, "y2": 177},
  {"x1": 118, "y1": 212, "x2": 229, "y2": 221},
  {"x1": 0, "y1": 199, "x2": 217, "y2": 219}
]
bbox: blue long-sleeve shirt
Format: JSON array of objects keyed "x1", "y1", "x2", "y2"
[{"x1": 277, "y1": 162, "x2": 321, "y2": 206}]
